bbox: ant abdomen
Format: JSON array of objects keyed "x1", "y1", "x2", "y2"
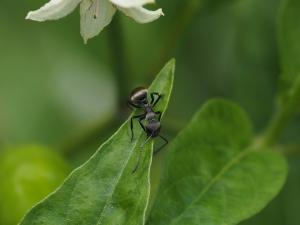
[{"x1": 146, "y1": 121, "x2": 161, "y2": 137}]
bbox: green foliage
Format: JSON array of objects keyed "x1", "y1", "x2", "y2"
[
  {"x1": 260, "y1": 0, "x2": 300, "y2": 146},
  {"x1": 1, "y1": 0, "x2": 300, "y2": 224},
  {"x1": 278, "y1": 0, "x2": 300, "y2": 91},
  {"x1": 278, "y1": 0, "x2": 300, "y2": 112},
  {"x1": 148, "y1": 100, "x2": 288, "y2": 225},
  {"x1": 19, "y1": 59, "x2": 175, "y2": 225},
  {"x1": 240, "y1": 156, "x2": 300, "y2": 225},
  {"x1": 0, "y1": 146, "x2": 70, "y2": 225}
]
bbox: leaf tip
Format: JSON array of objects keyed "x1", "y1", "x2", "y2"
[
  {"x1": 165, "y1": 58, "x2": 176, "y2": 77},
  {"x1": 168, "y1": 58, "x2": 176, "y2": 67}
]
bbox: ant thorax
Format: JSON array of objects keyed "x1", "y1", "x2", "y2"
[{"x1": 145, "y1": 111, "x2": 156, "y2": 120}]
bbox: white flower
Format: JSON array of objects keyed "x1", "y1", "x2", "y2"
[{"x1": 26, "y1": 0, "x2": 164, "y2": 43}]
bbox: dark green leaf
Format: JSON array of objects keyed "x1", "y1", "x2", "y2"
[
  {"x1": 19, "y1": 59, "x2": 175, "y2": 225},
  {"x1": 148, "y1": 99, "x2": 287, "y2": 225},
  {"x1": 240, "y1": 156, "x2": 300, "y2": 225}
]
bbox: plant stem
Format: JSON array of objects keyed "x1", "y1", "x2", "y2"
[
  {"x1": 148, "y1": 1, "x2": 202, "y2": 77},
  {"x1": 282, "y1": 145, "x2": 300, "y2": 156},
  {"x1": 108, "y1": 13, "x2": 131, "y2": 110},
  {"x1": 262, "y1": 107, "x2": 293, "y2": 147},
  {"x1": 147, "y1": 0, "x2": 238, "y2": 79},
  {"x1": 261, "y1": 76, "x2": 300, "y2": 147}
]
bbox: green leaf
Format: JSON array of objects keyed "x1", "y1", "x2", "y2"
[
  {"x1": 19, "y1": 59, "x2": 175, "y2": 225},
  {"x1": 148, "y1": 99, "x2": 287, "y2": 225},
  {"x1": 278, "y1": 0, "x2": 300, "y2": 92}
]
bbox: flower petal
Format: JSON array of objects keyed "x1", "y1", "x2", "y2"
[
  {"x1": 80, "y1": 0, "x2": 116, "y2": 43},
  {"x1": 26, "y1": 0, "x2": 81, "y2": 21},
  {"x1": 109, "y1": 0, "x2": 154, "y2": 8},
  {"x1": 118, "y1": 6, "x2": 163, "y2": 23}
]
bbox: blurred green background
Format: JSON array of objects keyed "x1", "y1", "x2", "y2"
[{"x1": 0, "y1": 0, "x2": 299, "y2": 224}]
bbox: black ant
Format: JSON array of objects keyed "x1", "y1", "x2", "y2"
[{"x1": 128, "y1": 87, "x2": 168, "y2": 172}]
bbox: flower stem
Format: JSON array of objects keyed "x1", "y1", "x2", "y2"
[
  {"x1": 108, "y1": 13, "x2": 131, "y2": 110},
  {"x1": 148, "y1": 1, "x2": 202, "y2": 77}
]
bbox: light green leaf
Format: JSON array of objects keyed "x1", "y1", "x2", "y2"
[
  {"x1": 278, "y1": 0, "x2": 300, "y2": 92},
  {"x1": 148, "y1": 99, "x2": 287, "y2": 225},
  {"x1": 19, "y1": 59, "x2": 175, "y2": 225}
]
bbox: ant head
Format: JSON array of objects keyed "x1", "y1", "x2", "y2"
[{"x1": 129, "y1": 87, "x2": 148, "y2": 106}]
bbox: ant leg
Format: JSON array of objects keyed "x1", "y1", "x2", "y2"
[
  {"x1": 132, "y1": 135, "x2": 152, "y2": 173},
  {"x1": 130, "y1": 114, "x2": 145, "y2": 142},
  {"x1": 155, "y1": 111, "x2": 162, "y2": 121},
  {"x1": 150, "y1": 92, "x2": 162, "y2": 107},
  {"x1": 153, "y1": 135, "x2": 168, "y2": 155},
  {"x1": 141, "y1": 135, "x2": 152, "y2": 148},
  {"x1": 127, "y1": 101, "x2": 142, "y2": 110},
  {"x1": 138, "y1": 117, "x2": 146, "y2": 132}
]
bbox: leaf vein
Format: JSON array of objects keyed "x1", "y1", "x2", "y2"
[
  {"x1": 169, "y1": 148, "x2": 253, "y2": 225},
  {"x1": 95, "y1": 128, "x2": 145, "y2": 225}
]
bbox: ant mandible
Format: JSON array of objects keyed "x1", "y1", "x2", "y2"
[{"x1": 128, "y1": 87, "x2": 168, "y2": 172}]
